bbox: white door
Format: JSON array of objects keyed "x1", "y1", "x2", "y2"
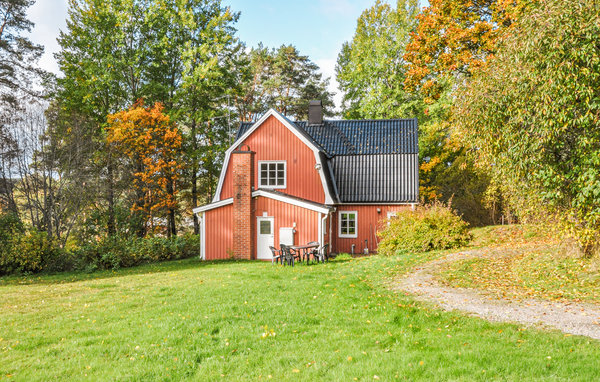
[{"x1": 257, "y1": 217, "x2": 274, "y2": 260}]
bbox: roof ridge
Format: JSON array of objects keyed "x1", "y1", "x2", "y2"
[{"x1": 299, "y1": 117, "x2": 418, "y2": 123}]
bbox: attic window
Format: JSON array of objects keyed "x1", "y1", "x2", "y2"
[
  {"x1": 339, "y1": 211, "x2": 358, "y2": 238},
  {"x1": 258, "y1": 161, "x2": 286, "y2": 189}
]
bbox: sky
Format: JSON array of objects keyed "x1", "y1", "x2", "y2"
[{"x1": 26, "y1": 0, "x2": 427, "y2": 109}]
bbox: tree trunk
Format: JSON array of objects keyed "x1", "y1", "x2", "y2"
[
  {"x1": 107, "y1": 151, "x2": 116, "y2": 236},
  {"x1": 134, "y1": 159, "x2": 146, "y2": 238},
  {"x1": 167, "y1": 178, "x2": 176, "y2": 237},
  {"x1": 191, "y1": 119, "x2": 199, "y2": 235}
]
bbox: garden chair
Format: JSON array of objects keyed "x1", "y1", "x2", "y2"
[
  {"x1": 269, "y1": 246, "x2": 282, "y2": 265},
  {"x1": 280, "y1": 244, "x2": 296, "y2": 267},
  {"x1": 306, "y1": 241, "x2": 319, "y2": 263},
  {"x1": 311, "y1": 243, "x2": 329, "y2": 263}
]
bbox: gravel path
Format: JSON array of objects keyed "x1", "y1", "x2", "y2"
[{"x1": 394, "y1": 249, "x2": 600, "y2": 340}]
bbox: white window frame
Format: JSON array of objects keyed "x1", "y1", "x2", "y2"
[
  {"x1": 338, "y1": 210, "x2": 358, "y2": 238},
  {"x1": 258, "y1": 160, "x2": 287, "y2": 189},
  {"x1": 387, "y1": 211, "x2": 397, "y2": 226}
]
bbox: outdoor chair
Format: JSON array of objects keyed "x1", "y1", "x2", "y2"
[
  {"x1": 269, "y1": 246, "x2": 282, "y2": 265},
  {"x1": 306, "y1": 241, "x2": 319, "y2": 263},
  {"x1": 311, "y1": 243, "x2": 329, "y2": 263},
  {"x1": 280, "y1": 244, "x2": 297, "y2": 267}
]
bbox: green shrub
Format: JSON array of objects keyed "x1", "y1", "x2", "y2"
[
  {"x1": 77, "y1": 234, "x2": 200, "y2": 271},
  {"x1": 0, "y1": 215, "x2": 69, "y2": 275},
  {"x1": 378, "y1": 203, "x2": 472, "y2": 255},
  {"x1": 0, "y1": 213, "x2": 25, "y2": 275},
  {"x1": 17, "y1": 230, "x2": 65, "y2": 273}
]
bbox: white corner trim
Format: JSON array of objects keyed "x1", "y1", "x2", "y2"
[
  {"x1": 338, "y1": 210, "x2": 358, "y2": 238},
  {"x1": 199, "y1": 212, "x2": 206, "y2": 260},
  {"x1": 252, "y1": 190, "x2": 331, "y2": 214},
  {"x1": 314, "y1": 151, "x2": 334, "y2": 204},
  {"x1": 212, "y1": 108, "x2": 335, "y2": 204},
  {"x1": 192, "y1": 198, "x2": 233, "y2": 214}
]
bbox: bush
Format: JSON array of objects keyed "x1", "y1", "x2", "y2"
[
  {"x1": 378, "y1": 203, "x2": 472, "y2": 255},
  {"x1": 0, "y1": 213, "x2": 25, "y2": 275},
  {"x1": 0, "y1": 213, "x2": 71, "y2": 275},
  {"x1": 78, "y1": 234, "x2": 200, "y2": 271},
  {"x1": 0, "y1": 209, "x2": 200, "y2": 275}
]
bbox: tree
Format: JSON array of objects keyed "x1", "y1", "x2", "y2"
[
  {"x1": 336, "y1": 0, "x2": 419, "y2": 119},
  {"x1": 454, "y1": 0, "x2": 600, "y2": 253},
  {"x1": 234, "y1": 44, "x2": 335, "y2": 121},
  {"x1": 56, "y1": 0, "x2": 241, "y2": 236},
  {"x1": 0, "y1": 0, "x2": 44, "y2": 186},
  {"x1": 0, "y1": 0, "x2": 44, "y2": 106},
  {"x1": 56, "y1": 0, "x2": 148, "y2": 235},
  {"x1": 404, "y1": 0, "x2": 530, "y2": 102},
  {"x1": 174, "y1": 1, "x2": 240, "y2": 233},
  {"x1": 0, "y1": 102, "x2": 97, "y2": 244},
  {"x1": 107, "y1": 101, "x2": 183, "y2": 237}
]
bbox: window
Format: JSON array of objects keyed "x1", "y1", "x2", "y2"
[
  {"x1": 387, "y1": 211, "x2": 397, "y2": 226},
  {"x1": 258, "y1": 161, "x2": 286, "y2": 188},
  {"x1": 339, "y1": 211, "x2": 357, "y2": 238},
  {"x1": 259, "y1": 220, "x2": 272, "y2": 235}
]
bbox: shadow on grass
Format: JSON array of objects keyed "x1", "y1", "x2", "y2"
[
  {"x1": 0, "y1": 253, "x2": 357, "y2": 288},
  {"x1": 0, "y1": 257, "x2": 252, "y2": 287}
]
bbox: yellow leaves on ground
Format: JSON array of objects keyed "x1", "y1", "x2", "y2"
[{"x1": 437, "y1": 226, "x2": 600, "y2": 303}]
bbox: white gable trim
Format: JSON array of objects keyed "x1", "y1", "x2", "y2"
[
  {"x1": 253, "y1": 190, "x2": 331, "y2": 214},
  {"x1": 193, "y1": 190, "x2": 331, "y2": 216},
  {"x1": 192, "y1": 197, "x2": 233, "y2": 214},
  {"x1": 211, "y1": 109, "x2": 334, "y2": 204}
]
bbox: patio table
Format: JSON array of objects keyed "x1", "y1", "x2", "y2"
[{"x1": 290, "y1": 243, "x2": 319, "y2": 263}]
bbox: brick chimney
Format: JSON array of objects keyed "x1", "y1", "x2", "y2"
[{"x1": 231, "y1": 145, "x2": 254, "y2": 260}]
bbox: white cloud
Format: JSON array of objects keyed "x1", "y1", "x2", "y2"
[
  {"x1": 314, "y1": 57, "x2": 342, "y2": 113},
  {"x1": 27, "y1": 0, "x2": 69, "y2": 75}
]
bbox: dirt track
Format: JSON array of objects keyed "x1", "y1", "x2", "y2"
[{"x1": 394, "y1": 249, "x2": 600, "y2": 340}]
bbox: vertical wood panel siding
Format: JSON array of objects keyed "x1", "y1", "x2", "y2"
[
  {"x1": 332, "y1": 205, "x2": 411, "y2": 254},
  {"x1": 205, "y1": 204, "x2": 234, "y2": 260},
  {"x1": 220, "y1": 116, "x2": 325, "y2": 203},
  {"x1": 255, "y1": 197, "x2": 321, "y2": 249}
]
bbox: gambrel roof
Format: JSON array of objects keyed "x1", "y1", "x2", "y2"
[
  {"x1": 234, "y1": 115, "x2": 419, "y2": 204},
  {"x1": 236, "y1": 118, "x2": 419, "y2": 156}
]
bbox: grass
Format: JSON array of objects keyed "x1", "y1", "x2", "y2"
[
  {"x1": 1, "y1": 249, "x2": 600, "y2": 380},
  {"x1": 437, "y1": 228, "x2": 600, "y2": 303}
]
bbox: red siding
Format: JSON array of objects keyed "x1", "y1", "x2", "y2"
[
  {"x1": 332, "y1": 205, "x2": 411, "y2": 254},
  {"x1": 220, "y1": 116, "x2": 325, "y2": 203},
  {"x1": 255, "y1": 197, "x2": 321, "y2": 248},
  {"x1": 203, "y1": 196, "x2": 328, "y2": 260},
  {"x1": 204, "y1": 204, "x2": 233, "y2": 260}
]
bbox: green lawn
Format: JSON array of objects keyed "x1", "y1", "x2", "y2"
[{"x1": 1, "y1": 252, "x2": 599, "y2": 381}]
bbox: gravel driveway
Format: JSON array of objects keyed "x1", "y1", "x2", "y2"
[{"x1": 393, "y1": 249, "x2": 600, "y2": 340}]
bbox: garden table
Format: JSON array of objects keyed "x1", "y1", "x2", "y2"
[{"x1": 290, "y1": 243, "x2": 319, "y2": 263}]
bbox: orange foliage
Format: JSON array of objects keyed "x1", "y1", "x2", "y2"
[
  {"x1": 404, "y1": 0, "x2": 531, "y2": 101},
  {"x1": 107, "y1": 100, "x2": 183, "y2": 227}
]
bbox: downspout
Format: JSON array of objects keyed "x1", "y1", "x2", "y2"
[
  {"x1": 320, "y1": 213, "x2": 327, "y2": 248},
  {"x1": 329, "y1": 209, "x2": 334, "y2": 251},
  {"x1": 318, "y1": 212, "x2": 323, "y2": 248}
]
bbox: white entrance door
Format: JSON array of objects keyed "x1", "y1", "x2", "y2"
[{"x1": 257, "y1": 217, "x2": 274, "y2": 260}]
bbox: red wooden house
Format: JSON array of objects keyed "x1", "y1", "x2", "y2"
[{"x1": 193, "y1": 102, "x2": 419, "y2": 260}]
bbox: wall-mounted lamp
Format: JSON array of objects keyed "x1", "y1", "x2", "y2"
[
  {"x1": 314, "y1": 163, "x2": 322, "y2": 170},
  {"x1": 376, "y1": 208, "x2": 381, "y2": 214}
]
